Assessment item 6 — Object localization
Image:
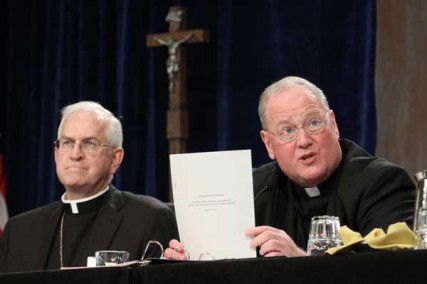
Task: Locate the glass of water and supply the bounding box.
[307,215,343,256]
[95,250,130,266]
[415,209,427,249]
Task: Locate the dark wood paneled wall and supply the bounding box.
[376,1,427,178]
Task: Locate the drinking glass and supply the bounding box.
[413,170,427,249]
[307,215,343,256]
[415,209,427,249]
[95,250,130,266]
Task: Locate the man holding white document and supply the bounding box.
[164,76,415,259]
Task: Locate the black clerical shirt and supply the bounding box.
[46,191,108,269]
[271,160,344,250]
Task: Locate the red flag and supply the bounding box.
[0,136,8,235]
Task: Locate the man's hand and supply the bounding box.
[245,225,307,257]
[163,239,189,260]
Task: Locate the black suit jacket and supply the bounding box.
[0,185,179,273]
[253,139,415,249]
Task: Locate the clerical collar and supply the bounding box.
[303,159,344,198]
[304,187,321,197]
[61,186,110,214]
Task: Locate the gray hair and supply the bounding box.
[258,76,330,129]
[57,101,123,147]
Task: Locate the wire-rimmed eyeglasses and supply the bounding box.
[264,110,331,143]
[54,139,116,154]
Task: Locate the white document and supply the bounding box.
[169,150,256,260]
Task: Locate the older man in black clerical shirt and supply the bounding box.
[0,101,179,272]
[162,76,415,260]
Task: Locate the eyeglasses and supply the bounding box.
[264,110,331,143]
[54,139,116,154]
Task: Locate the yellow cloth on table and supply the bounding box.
[326,222,416,255]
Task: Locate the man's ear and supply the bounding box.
[54,147,59,163]
[110,147,124,175]
[260,130,275,160]
[329,110,340,138]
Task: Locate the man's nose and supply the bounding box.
[70,142,84,158]
[296,128,313,147]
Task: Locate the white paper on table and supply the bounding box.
[169,149,256,260]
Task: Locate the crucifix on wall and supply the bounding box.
[146,6,209,155]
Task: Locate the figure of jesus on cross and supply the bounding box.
[146,6,209,155]
[154,33,193,93]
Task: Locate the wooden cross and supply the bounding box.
[146,6,209,155]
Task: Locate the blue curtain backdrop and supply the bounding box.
[1,0,376,217]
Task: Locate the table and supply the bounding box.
[1,250,425,283]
